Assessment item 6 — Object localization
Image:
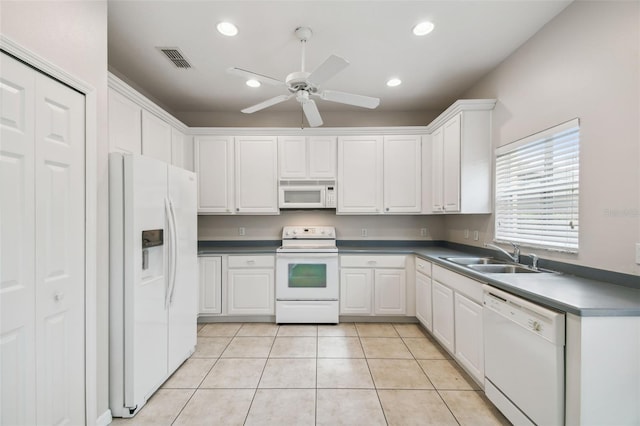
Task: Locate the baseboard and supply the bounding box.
[96,409,112,426]
[197,315,419,324]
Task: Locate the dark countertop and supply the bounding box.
[198,241,640,317]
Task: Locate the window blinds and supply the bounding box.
[495,119,580,252]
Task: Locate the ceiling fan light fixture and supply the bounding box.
[386,78,402,87]
[413,21,435,36]
[246,79,261,88]
[217,21,238,37]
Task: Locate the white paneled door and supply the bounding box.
[1,52,85,425]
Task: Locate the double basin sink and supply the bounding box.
[442,257,541,274]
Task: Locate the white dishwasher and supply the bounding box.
[483,285,565,426]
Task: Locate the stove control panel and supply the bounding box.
[282,226,336,239]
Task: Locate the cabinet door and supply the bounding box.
[171,127,184,168]
[199,257,221,314]
[195,136,234,213]
[415,272,432,331]
[108,88,141,155]
[227,269,274,315]
[308,136,337,179]
[432,280,454,353]
[278,136,306,179]
[235,136,278,214]
[340,268,373,314]
[443,114,461,212]
[141,110,172,163]
[383,135,421,213]
[431,127,444,212]
[337,136,383,214]
[374,269,406,315]
[454,292,484,383]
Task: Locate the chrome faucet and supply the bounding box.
[484,242,520,263]
[527,253,540,270]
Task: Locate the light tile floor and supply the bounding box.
[111,322,510,426]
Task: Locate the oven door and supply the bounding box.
[276,253,338,300]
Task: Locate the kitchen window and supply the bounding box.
[494,118,580,252]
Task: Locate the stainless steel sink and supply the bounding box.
[442,257,504,265]
[467,264,540,274]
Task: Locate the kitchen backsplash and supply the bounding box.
[198,210,446,241]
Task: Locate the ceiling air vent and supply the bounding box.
[158,47,192,69]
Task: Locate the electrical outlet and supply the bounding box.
[636,243,640,264]
[473,230,479,241]
[464,229,470,239]
[238,227,245,236]
[420,228,428,237]
[361,228,368,237]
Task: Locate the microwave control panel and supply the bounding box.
[326,186,336,207]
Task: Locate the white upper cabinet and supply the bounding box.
[278,136,336,180]
[337,135,421,214]
[442,114,461,212]
[141,110,172,163]
[195,136,234,214]
[430,127,444,212]
[429,103,493,214]
[109,75,190,169]
[108,87,141,155]
[235,136,279,214]
[383,135,421,213]
[337,135,384,214]
[308,136,337,179]
[171,127,185,168]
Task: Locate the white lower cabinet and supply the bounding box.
[374,269,406,315]
[227,255,275,315]
[340,255,406,316]
[415,258,433,331]
[432,264,484,385]
[454,292,484,383]
[340,269,373,314]
[198,256,222,314]
[431,280,455,353]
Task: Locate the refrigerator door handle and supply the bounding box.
[167,198,179,304]
[164,198,175,308]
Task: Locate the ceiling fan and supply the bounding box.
[227,26,380,127]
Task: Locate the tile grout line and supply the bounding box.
[242,324,278,426]
[170,323,241,425]
[356,326,391,426]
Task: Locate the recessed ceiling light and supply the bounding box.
[413,21,435,36]
[246,79,260,88]
[386,78,402,87]
[217,21,238,37]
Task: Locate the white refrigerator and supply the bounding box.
[109,153,198,417]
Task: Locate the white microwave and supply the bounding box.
[279,183,336,209]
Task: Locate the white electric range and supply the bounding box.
[275,226,339,324]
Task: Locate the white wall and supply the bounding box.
[448,0,640,275]
[198,210,446,241]
[0,0,110,420]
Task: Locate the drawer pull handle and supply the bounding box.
[247,260,256,265]
[367,260,377,265]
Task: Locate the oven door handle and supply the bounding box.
[276,253,338,259]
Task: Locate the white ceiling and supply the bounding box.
[108,1,572,120]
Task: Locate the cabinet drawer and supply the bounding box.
[228,255,274,268]
[433,265,483,304]
[415,257,432,277]
[340,255,406,268]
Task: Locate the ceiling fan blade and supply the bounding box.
[302,99,323,127]
[227,67,285,86]
[320,90,380,109]
[241,94,292,114]
[307,55,350,86]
